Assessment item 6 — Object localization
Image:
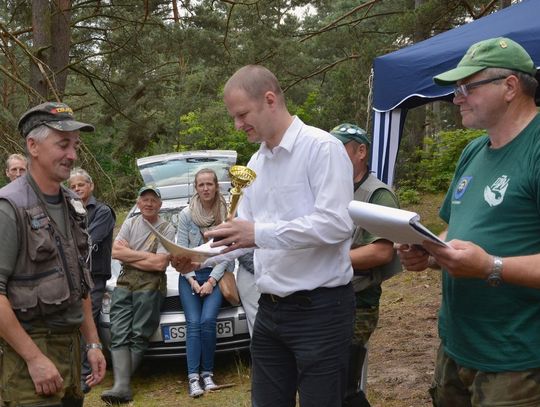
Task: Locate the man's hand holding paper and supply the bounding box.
[422,239,492,280]
[204,218,256,253]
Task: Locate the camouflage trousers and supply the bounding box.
[0,329,83,406]
[352,305,379,347]
[430,343,540,407]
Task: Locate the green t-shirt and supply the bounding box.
[439,114,540,372]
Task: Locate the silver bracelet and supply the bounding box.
[85,342,103,351]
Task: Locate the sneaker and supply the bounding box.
[201,374,218,391]
[188,378,204,398]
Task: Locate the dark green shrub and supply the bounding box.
[402,128,483,193]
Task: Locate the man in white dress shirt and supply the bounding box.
[206,65,355,407]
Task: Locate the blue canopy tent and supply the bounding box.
[371,0,540,185]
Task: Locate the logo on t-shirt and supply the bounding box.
[453,176,472,201]
[484,175,510,207]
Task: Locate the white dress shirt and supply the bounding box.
[238,116,354,297]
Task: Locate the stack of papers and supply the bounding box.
[347,201,447,247]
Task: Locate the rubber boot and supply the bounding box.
[62,396,84,407]
[131,351,144,376]
[100,347,133,404]
[343,344,371,407]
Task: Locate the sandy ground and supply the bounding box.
[366,268,441,407]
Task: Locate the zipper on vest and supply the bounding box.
[55,234,76,295]
[10,267,61,281]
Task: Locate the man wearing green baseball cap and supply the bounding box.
[399,37,540,406]
[330,123,401,407]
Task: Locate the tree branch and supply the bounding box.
[283,54,361,91]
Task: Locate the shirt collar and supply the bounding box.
[257,116,303,158]
[86,195,97,208]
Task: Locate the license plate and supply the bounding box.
[162,320,234,343]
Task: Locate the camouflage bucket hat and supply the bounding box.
[18,101,95,138]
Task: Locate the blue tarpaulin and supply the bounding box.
[371,0,540,185]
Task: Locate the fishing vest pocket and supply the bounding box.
[27,213,56,263]
[8,267,71,320]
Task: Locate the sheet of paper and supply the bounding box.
[347,201,448,247]
[144,219,227,262]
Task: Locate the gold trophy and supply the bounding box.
[227,165,256,220]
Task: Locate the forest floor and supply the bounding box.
[366,268,441,407]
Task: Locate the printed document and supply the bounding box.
[347,201,448,247]
[144,219,227,262]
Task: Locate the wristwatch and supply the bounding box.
[85,342,103,351]
[486,256,503,287]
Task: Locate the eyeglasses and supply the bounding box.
[453,76,508,98]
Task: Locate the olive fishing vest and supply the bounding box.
[0,176,92,322]
[352,173,402,291]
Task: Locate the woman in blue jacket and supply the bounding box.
[174,168,233,398]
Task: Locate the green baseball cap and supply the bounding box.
[433,37,536,86]
[18,101,94,138]
[330,123,371,145]
[138,185,161,198]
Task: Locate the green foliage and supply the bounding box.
[399,128,483,193]
[0,0,504,212]
[397,188,420,205]
[174,106,258,166]
[292,90,321,125]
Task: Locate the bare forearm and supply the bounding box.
[498,254,540,289]
[79,297,100,344]
[350,241,394,271]
[128,253,169,272]
[112,245,147,263]
[0,295,43,362]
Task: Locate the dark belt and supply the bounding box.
[261,283,352,306]
[261,292,312,306]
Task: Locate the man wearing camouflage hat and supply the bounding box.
[398,37,540,405]
[330,123,401,407]
[0,101,106,406]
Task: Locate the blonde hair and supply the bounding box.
[5,153,27,170]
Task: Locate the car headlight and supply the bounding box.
[101,291,112,315]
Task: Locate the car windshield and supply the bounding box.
[139,156,236,188]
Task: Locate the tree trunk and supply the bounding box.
[30,0,71,102]
[172,0,179,23]
[30,0,50,102]
[49,0,71,99]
